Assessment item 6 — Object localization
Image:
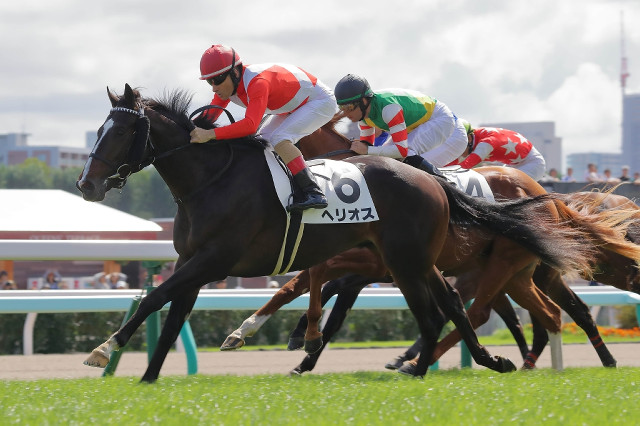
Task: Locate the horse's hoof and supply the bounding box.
[397,361,418,377]
[289,366,303,376]
[384,356,406,370]
[287,335,305,351]
[84,347,110,368]
[220,335,245,351]
[604,360,617,368]
[304,337,323,354]
[497,356,517,373]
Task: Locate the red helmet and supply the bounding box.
[199,45,242,80]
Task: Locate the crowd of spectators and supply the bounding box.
[539,164,640,185]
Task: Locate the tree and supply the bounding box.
[52,166,84,194]
[0,160,176,219]
[4,158,52,189]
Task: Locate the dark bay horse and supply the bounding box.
[75,84,551,380]
[221,123,640,374]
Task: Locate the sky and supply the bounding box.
[1,0,639,168]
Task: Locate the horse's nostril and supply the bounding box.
[77,180,95,193]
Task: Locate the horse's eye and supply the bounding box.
[114,126,128,137]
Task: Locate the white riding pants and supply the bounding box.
[258,81,338,146]
[512,146,547,181]
[407,102,468,168]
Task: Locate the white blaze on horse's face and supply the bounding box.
[93,119,114,152]
[79,118,114,183]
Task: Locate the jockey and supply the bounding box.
[334,74,467,175]
[447,121,547,181]
[190,45,338,212]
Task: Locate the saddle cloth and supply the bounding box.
[263,148,379,224]
[439,166,495,202]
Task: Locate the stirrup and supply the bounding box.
[286,194,328,212]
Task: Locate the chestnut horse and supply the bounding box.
[392,190,640,373]
[76,85,574,380]
[518,191,640,368]
[222,120,640,375]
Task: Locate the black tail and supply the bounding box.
[434,177,594,274]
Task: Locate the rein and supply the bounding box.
[189,105,236,124]
[307,149,354,160]
[172,142,234,204]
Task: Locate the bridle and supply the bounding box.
[86,103,238,203]
[89,106,152,190]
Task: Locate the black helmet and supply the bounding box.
[335,74,373,105]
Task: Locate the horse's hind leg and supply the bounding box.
[431,274,516,373]
[432,242,538,363]
[430,272,501,364]
[385,337,423,370]
[393,267,448,377]
[291,278,366,375]
[289,274,372,351]
[304,263,334,353]
[529,266,617,368]
[141,288,200,383]
[522,316,550,369]
[492,293,529,359]
[302,249,386,354]
[221,270,312,350]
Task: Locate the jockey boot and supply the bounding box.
[287,167,328,212]
[403,155,445,179]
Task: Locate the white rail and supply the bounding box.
[1,240,639,371]
[0,239,178,261]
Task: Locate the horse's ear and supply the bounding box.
[124,83,136,107]
[107,87,119,107]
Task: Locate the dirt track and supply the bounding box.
[1,342,639,380]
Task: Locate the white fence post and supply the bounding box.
[23,313,38,356]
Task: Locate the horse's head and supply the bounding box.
[77,83,152,201]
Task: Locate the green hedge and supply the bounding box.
[0,309,420,354]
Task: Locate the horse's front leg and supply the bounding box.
[84,251,221,369]
[141,287,200,383]
[304,263,329,353]
[221,270,312,350]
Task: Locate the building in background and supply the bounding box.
[622,94,640,175]
[566,152,624,180]
[0,132,89,168]
[478,121,562,173]
[85,131,98,149]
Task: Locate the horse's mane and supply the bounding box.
[143,89,267,148]
[144,89,197,131]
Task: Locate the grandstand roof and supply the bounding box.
[0,189,162,240]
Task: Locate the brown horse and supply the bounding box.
[394,190,640,373]
[221,121,640,374]
[76,85,567,380]
[517,191,640,368]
